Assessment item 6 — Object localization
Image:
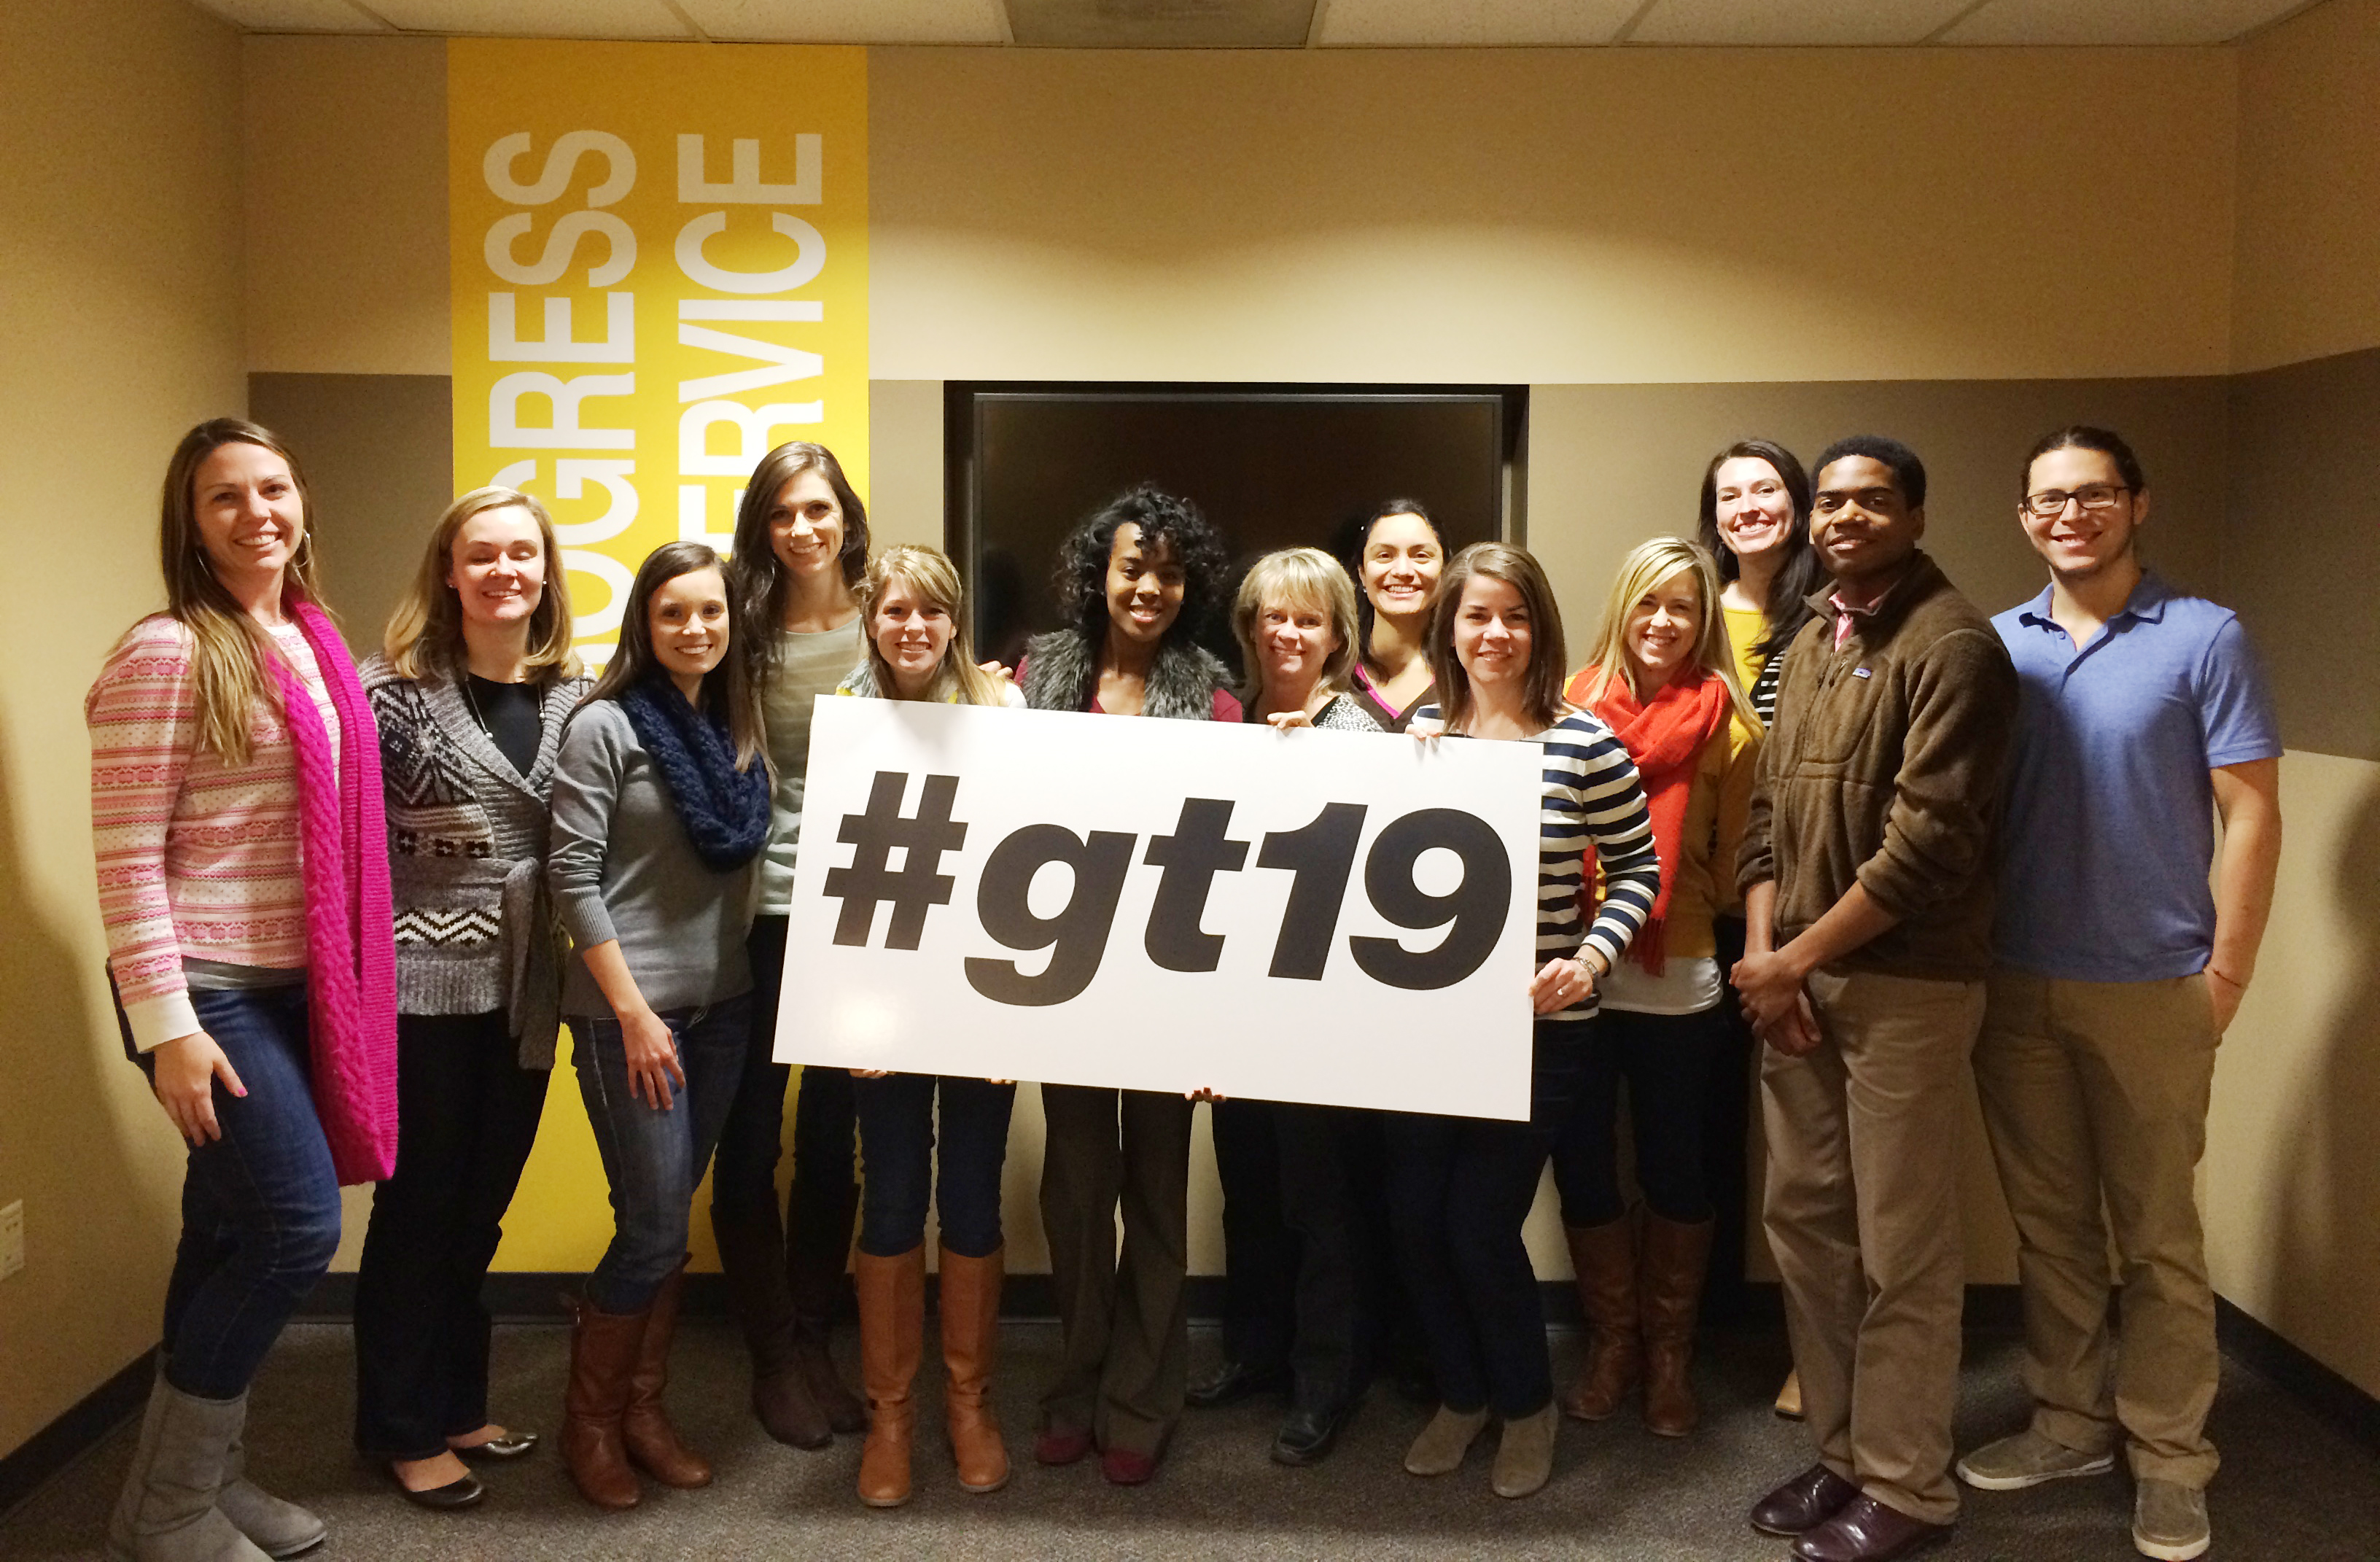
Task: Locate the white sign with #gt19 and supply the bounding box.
[775,698,1544,1120]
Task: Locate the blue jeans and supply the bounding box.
[572,996,751,1314]
[132,984,343,1401]
[852,1073,1016,1259]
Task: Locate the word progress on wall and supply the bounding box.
[779,700,1544,1120]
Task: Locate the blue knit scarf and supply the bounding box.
[619,675,771,871]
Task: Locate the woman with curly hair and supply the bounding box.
[1019,484,1238,1485]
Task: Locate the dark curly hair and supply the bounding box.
[1051,483,1232,646]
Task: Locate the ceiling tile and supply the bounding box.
[185,0,390,28]
[1318,0,1644,47]
[1005,0,1316,47]
[362,0,693,38]
[1628,0,1975,45]
[677,0,1007,42]
[1937,0,2311,46]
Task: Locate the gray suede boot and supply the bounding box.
[217,1426,325,1558]
[106,1378,271,1561]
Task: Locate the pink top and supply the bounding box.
[88,615,341,1051]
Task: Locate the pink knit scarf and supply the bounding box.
[271,603,397,1184]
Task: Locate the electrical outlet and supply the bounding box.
[0,1200,21,1281]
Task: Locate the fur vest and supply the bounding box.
[1021,629,1230,720]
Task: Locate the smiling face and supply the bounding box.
[1361,512,1443,624]
[1104,523,1186,645]
[649,565,731,688]
[445,504,545,633]
[1451,573,1533,691]
[2021,443,2146,583]
[1711,456,1796,563]
[1256,593,1341,693]
[871,573,955,696]
[1625,567,1703,691]
[1811,454,1924,590]
[767,467,845,583]
[191,441,305,595]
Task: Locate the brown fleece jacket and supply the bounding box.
[1736,551,2017,982]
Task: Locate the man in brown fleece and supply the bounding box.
[1732,435,2018,1562]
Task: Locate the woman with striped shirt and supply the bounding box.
[1389,542,1661,1500]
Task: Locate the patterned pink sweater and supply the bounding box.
[88,615,341,1052]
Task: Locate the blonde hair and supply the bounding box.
[383,486,581,682]
[1574,536,1761,731]
[1427,542,1569,732]
[1231,547,1361,696]
[148,419,328,764]
[860,545,1006,707]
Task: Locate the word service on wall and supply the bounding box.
[779,701,1545,1120]
[448,40,869,665]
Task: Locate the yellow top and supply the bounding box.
[1722,603,1770,699]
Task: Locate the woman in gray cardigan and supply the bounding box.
[353,487,588,1508]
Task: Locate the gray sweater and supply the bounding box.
[362,654,589,1068]
[548,699,758,1019]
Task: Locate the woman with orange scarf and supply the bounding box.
[1551,536,1763,1439]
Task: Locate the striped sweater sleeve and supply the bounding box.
[87,621,202,1050]
[1543,712,1661,974]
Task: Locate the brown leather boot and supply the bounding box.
[855,1246,925,1508]
[622,1262,712,1488]
[1559,1217,1640,1421]
[713,1201,833,1448]
[561,1294,647,1511]
[938,1245,1011,1494]
[1639,1213,1714,1437]
[788,1172,867,1434]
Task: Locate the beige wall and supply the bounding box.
[0,0,246,1458]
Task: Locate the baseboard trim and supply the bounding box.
[0,1346,155,1521]
[2216,1297,2380,1451]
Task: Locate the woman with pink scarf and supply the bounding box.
[88,418,396,1562]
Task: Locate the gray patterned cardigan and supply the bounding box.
[361,653,589,1068]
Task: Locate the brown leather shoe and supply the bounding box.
[1559,1218,1640,1420]
[1638,1213,1713,1437]
[1751,1464,1862,1536]
[713,1200,833,1449]
[788,1171,868,1434]
[622,1262,712,1489]
[560,1294,647,1511]
[855,1246,925,1507]
[1034,1426,1093,1466]
[1791,1494,1951,1561]
[938,1245,1011,1493]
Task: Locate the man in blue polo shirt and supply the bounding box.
[1954,427,2282,1562]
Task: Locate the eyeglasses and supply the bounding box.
[2023,483,2131,518]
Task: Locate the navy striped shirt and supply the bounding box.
[1415,704,1662,1022]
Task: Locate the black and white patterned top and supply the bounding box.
[1411,704,1661,1024]
[1240,692,1386,734]
[1749,648,1784,726]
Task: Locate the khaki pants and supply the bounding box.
[1973,968,2220,1489]
[1763,968,1986,1526]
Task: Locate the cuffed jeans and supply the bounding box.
[1552,1004,1730,1227]
[852,1073,1016,1260]
[353,1009,550,1458]
[130,983,343,1402]
[1385,1019,1586,1421]
[572,995,750,1314]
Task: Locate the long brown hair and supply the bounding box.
[1428,542,1568,733]
[858,545,1006,707]
[152,418,328,763]
[587,541,765,769]
[383,486,581,682]
[726,440,870,695]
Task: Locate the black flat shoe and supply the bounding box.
[1270,1402,1354,1466]
[452,1429,539,1461]
[388,1464,485,1511]
[1187,1359,1291,1409]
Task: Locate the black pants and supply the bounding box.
[1550,1005,1731,1227]
[353,1010,549,1458]
[1385,1020,1585,1420]
[1210,1098,1296,1372]
[709,915,858,1256]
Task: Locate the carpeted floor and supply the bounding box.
[7,1320,2376,1560]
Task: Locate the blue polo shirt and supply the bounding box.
[1991,572,2280,983]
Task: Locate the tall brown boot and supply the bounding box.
[1639,1213,1714,1438]
[561,1295,647,1511]
[855,1246,925,1508]
[788,1173,867,1434]
[1559,1217,1641,1421]
[938,1245,1011,1493]
[712,1202,832,1448]
[621,1262,712,1488]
